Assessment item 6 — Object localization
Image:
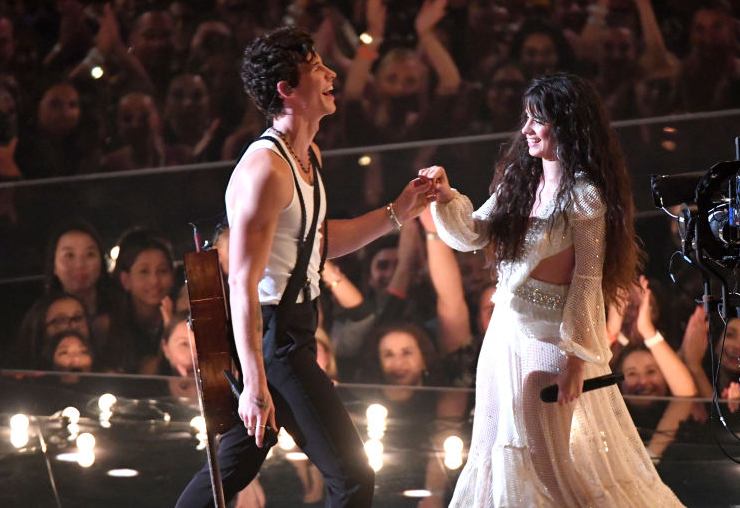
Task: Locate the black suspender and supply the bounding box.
[256,136,325,307]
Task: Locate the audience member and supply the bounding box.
[342,0,461,205]
[43,219,115,332]
[678,3,740,112]
[40,328,94,373]
[681,306,740,403]
[15,81,100,178]
[141,311,193,376]
[509,18,575,80]
[163,72,221,161]
[104,228,176,373]
[12,292,92,370]
[128,8,180,102]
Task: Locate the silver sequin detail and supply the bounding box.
[513,283,566,311]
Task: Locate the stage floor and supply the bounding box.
[1,371,739,507]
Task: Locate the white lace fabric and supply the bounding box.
[431,177,684,507]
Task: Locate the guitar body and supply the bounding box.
[184,249,239,507]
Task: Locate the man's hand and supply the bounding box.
[238,381,277,448]
[392,176,433,224]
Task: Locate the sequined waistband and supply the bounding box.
[511,279,568,311]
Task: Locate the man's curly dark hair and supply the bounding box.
[240,27,315,119]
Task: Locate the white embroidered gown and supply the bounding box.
[432,175,684,507]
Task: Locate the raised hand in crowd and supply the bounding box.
[633,276,696,397]
[679,305,713,398]
[415,0,460,95]
[321,259,363,309]
[723,382,740,414]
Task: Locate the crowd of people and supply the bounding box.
[0,0,739,452]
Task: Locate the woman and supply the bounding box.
[40,329,94,373]
[140,312,194,376]
[12,292,92,369]
[421,73,682,506]
[104,228,176,373]
[44,220,115,332]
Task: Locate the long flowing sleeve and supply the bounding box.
[431,190,494,252]
[558,180,610,365]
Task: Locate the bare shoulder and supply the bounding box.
[226,148,294,213]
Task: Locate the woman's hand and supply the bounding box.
[679,305,708,369]
[556,356,585,405]
[418,165,454,203]
[635,275,657,340]
[160,296,174,329]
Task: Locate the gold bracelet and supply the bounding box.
[386,202,402,231]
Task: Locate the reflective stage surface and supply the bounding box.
[1,371,740,508]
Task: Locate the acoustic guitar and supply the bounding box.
[184,246,238,508]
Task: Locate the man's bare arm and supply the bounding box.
[227,149,292,446]
[326,182,431,258]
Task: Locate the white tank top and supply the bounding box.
[238,130,326,304]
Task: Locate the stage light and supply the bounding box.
[358,155,372,166]
[67,423,80,440]
[190,416,206,434]
[364,439,383,472]
[403,490,432,498]
[443,435,463,454]
[107,469,139,478]
[359,33,373,44]
[98,393,117,412]
[443,435,464,470]
[76,433,96,451]
[78,450,95,468]
[61,407,80,424]
[10,414,29,431]
[366,403,387,440]
[90,66,104,79]
[366,404,388,421]
[10,429,29,448]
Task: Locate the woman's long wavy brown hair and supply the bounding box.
[486,73,641,308]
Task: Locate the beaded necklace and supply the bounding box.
[271,127,312,175]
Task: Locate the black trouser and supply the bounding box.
[176,300,374,508]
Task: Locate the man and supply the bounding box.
[176,27,431,507]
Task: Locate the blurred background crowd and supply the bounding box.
[0,0,739,438]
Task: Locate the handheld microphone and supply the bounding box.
[540,372,624,403]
